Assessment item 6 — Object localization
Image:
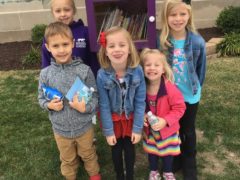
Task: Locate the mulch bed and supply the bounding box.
[0,27,224,71]
[0,41,41,71]
[198,27,224,41]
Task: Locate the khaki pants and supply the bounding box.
[54,127,100,180]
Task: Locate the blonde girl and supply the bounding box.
[42,0,100,76]
[157,0,206,179]
[97,26,146,180]
[159,0,197,50]
[140,48,186,180]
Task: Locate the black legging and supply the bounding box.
[148,154,173,172]
[180,102,198,158]
[111,136,135,180]
[175,102,198,179]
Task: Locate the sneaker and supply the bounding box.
[89,174,101,180]
[162,172,176,180]
[149,171,161,180]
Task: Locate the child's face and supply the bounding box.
[167,3,190,34]
[51,0,74,25]
[105,31,130,68]
[143,53,165,83]
[45,34,74,64]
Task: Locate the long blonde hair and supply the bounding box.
[140,48,174,83]
[98,26,140,69]
[160,0,196,50]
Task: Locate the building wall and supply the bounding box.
[155,0,240,29]
[0,0,240,43]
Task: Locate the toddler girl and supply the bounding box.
[140,48,186,180]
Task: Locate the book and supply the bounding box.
[138,14,147,39]
[66,77,94,104]
[97,9,108,41]
[97,7,148,41]
[111,8,120,27]
[117,10,124,26]
[104,8,115,30]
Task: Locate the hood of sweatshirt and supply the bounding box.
[69,19,84,28]
[50,58,84,70]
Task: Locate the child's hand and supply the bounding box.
[47,98,63,111]
[106,135,116,146]
[151,117,167,131]
[131,132,142,144]
[144,114,149,127]
[69,94,86,113]
[142,132,148,141]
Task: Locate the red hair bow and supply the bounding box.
[99,32,106,48]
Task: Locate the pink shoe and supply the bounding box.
[149,170,161,180]
[89,174,101,180]
[162,172,176,180]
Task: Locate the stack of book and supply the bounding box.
[98,7,147,41]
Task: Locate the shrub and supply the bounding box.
[22,45,41,68]
[217,33,240,57]
[31,24,47,45]
[216,6,240,34]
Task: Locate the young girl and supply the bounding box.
[41,0,100,76]
[157,0,207,179]
[140,48,186,180]
[96,26,146,180]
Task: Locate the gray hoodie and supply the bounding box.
[38,59,98,138]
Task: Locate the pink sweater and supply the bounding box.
[144,79,186,139]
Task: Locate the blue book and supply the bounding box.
[66,77,94,104]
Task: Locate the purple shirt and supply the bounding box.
[41,19,100,76]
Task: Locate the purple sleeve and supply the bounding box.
[88,50,100,78]
[84,27,100,77]
[41,38,51,68]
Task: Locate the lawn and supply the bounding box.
[0,57,239,180]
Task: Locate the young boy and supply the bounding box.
[38,22,101,180]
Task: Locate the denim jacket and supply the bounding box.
[96,65,146,136]
[157,30,206,95]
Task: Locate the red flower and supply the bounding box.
[99,32,106,48]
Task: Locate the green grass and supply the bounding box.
[0,57,240,179]
[195,57,240,179]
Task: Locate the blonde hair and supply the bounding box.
[140,48,174,83]
[160,0,197,50]
[50,0,77,15]
[44,22,73,44]
[98,26,140,69]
